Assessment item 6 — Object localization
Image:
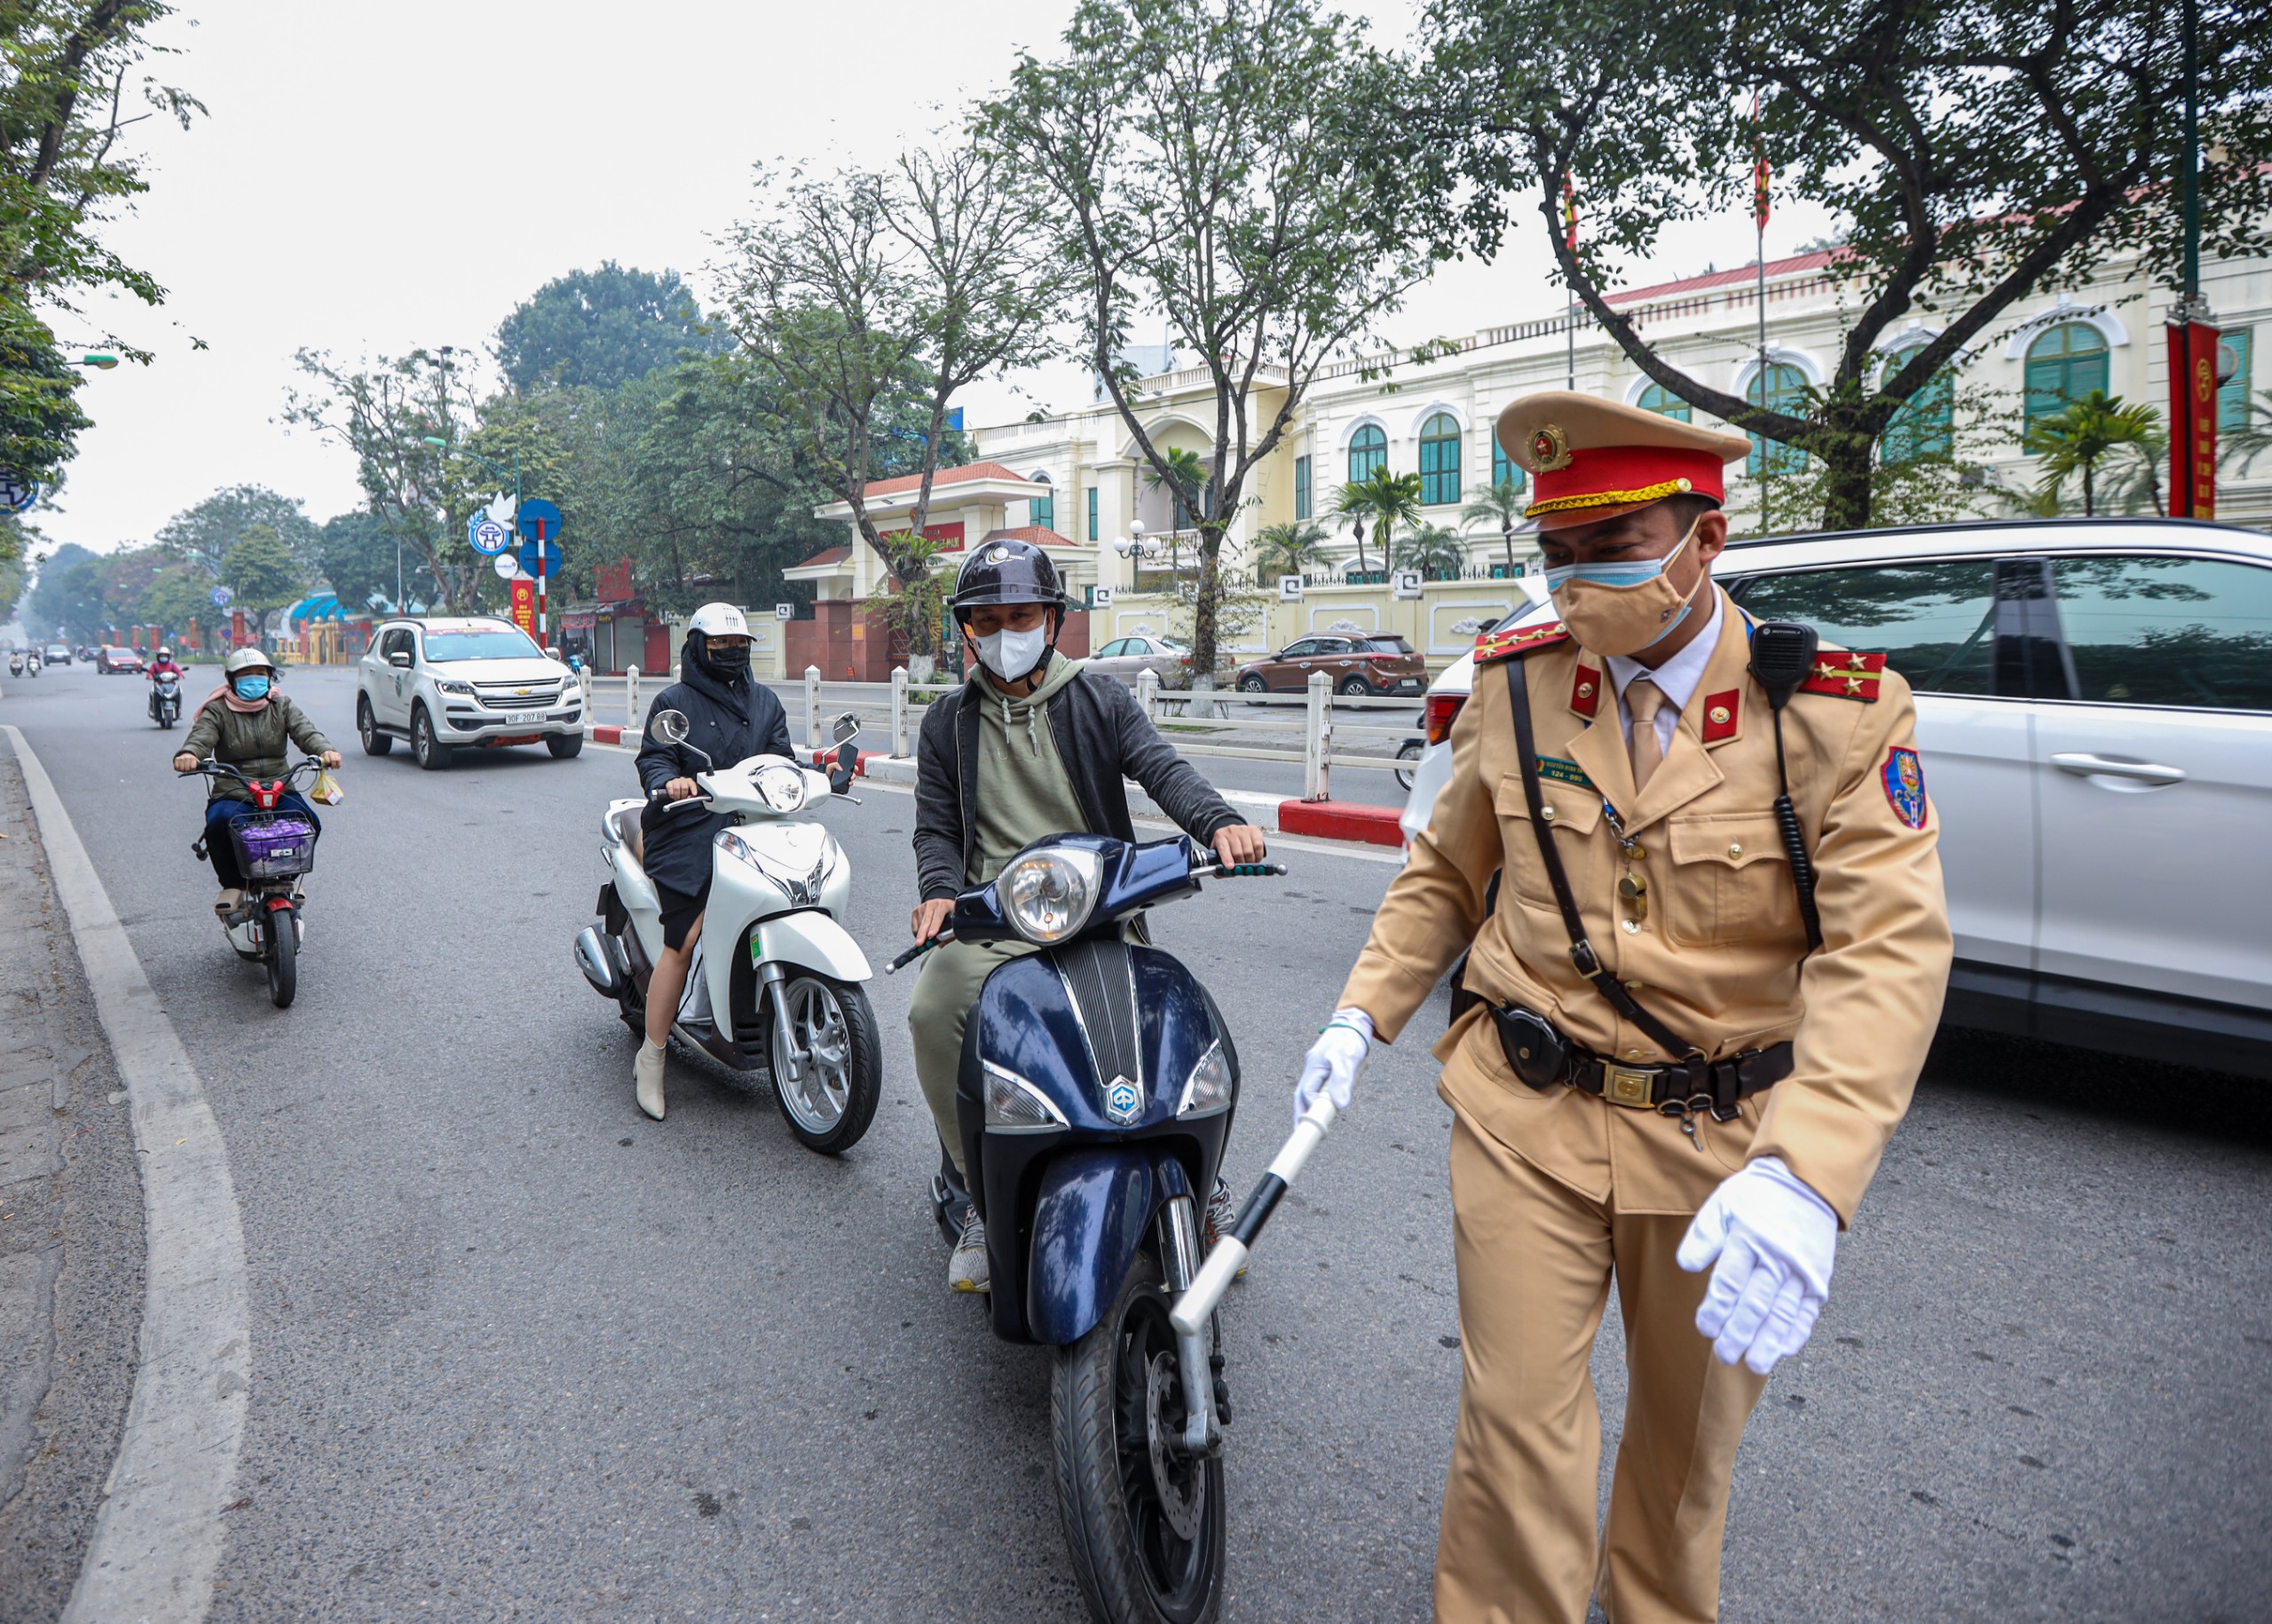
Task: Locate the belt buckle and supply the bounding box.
[1602,1064,1658,1108]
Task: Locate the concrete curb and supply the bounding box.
[3,726,248,1624]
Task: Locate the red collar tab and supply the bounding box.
[1570,663,1602,717]
[1798,649,1887,702]
[1474,620,1572,665]
[1700,688,1740,742]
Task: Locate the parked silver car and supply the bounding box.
[1401,518,2272,1077]
[1087,632,1193,690]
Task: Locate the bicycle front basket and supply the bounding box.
[229,811,318,879]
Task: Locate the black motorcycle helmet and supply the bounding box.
[949,538,1067,625]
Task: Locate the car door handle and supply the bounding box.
[2050,753,2188,784]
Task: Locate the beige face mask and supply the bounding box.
[1544,519,1706,658]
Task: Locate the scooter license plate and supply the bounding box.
[505,709,540,724]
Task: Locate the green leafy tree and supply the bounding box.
[1252,519,1330,581]
[981,0,1432,678]
[493,263,716,392]
[1461,477,1532,576]
[155,484,322,578]
[2025,390,2164,516]
[1392,520,1469,579]
[0,313,91,519]
[220,524,302,617]
[26,541,104,640]
[1332,468,1424,579]
[2222,388,2272,477]
[315,508,401,612]
[1399,0,2272,530]
[137,560,211,643]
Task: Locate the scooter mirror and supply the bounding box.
[651,709,691,745]
[830,712,861,746]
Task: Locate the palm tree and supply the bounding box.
[1331,468,1424,579]
[1392,522,1469,580]
[1253,520,1330,584]
[1144,447,1210,532]
[1461,477,1530,576]
[2025,390,2163,516]
[2222,387,2272,477]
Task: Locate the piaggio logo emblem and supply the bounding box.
[1104,1076,1142,1124]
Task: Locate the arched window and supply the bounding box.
[2024,323,2110,428]
[1746,364,1810,476]
[1490,438,1527,493]
[1417,414,1461,505]
[1028,472,1054,532]
[1637,383,1692,422]
[1881,345,1954,462]
[1347,423,1386,483]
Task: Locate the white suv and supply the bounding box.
[1402,518,2272,1078]
[357,617,585,770]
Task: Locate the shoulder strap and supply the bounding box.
[1505,658,1701,1060]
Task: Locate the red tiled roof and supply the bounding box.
[790,546,852,570]
[980,526,1077,548]
[860,460,1036,500]
[1605,249,1842,306]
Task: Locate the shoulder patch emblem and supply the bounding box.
[1474,620,1571,665]
[1799,649,1886,701]
[1882,745,1928,829]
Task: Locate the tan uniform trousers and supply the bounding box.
[1437,1107,1768,1624]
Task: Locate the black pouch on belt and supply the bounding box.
[1487,1003,1569,1090]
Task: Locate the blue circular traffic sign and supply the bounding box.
[517,539,563,579]
[470,517,512,556]
[516,499,563,544]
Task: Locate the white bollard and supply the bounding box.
[1135,666,1161,721]
[892,666,910,759]
[805,665,823,753]
[1304,670,1332,802]
[627,665,640,732]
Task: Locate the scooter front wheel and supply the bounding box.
[764,973,880,1155]
[1052,1253,1225,1624]
[264,905,297,1009]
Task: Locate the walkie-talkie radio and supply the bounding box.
[1747,620,1825,950]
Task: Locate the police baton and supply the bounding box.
[1170,1091,1340,1336]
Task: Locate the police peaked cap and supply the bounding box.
[951,538,1067,616]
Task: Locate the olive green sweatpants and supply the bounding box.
[908,936,1039,1179]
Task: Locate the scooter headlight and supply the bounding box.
[983,1060,1069,1132]
[753,764,809,814]
[1178,1041,1234,1118]
[998,847,1103,944]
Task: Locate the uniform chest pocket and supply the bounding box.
[1494,775,1604,909]
[1665,812,1798,947]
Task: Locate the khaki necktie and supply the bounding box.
[1626,677,1666,792]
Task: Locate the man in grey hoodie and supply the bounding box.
[910,538,1267,1292]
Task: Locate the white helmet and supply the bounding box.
[687,603,749,637]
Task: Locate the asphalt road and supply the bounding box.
[3,659,2268,1622]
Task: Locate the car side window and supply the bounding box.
[1095,639,1125,658]
[1729,560,2000,696]
[1281,639,1320,658]
[2051,555,2272,713]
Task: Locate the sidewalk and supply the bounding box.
[0,741,145,1622]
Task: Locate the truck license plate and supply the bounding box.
[506,710,540,724]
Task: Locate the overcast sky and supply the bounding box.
[40,0,1831,561]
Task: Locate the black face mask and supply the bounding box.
[700,640,751,678]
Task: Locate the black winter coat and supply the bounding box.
[913,664,1241,903]
[635,666,794,898]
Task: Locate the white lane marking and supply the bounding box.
[3,727,249,1624]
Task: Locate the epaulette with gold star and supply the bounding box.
[1474,620,1571,665]
[1798,649,1887,701]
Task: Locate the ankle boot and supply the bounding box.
[635,1039,667,1121]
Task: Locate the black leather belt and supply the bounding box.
[1454,984,1792,1120]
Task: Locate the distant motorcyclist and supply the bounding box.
[630,603,795,1122]
[172,649,341,917]
[148,646,185,682]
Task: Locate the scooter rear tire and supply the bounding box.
[1052,1253,1225,1624]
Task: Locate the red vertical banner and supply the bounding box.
[509,577,536,635]
[2168,319,2221,519]
[231,609,247,645]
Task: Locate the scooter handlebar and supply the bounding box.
[885,930,955,975]
[1170,1092,1338,1336]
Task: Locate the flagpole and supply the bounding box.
[1754,91,1771,536]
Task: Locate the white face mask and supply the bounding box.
[977,625,1050,683]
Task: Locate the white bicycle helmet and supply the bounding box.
[687,603,750,638]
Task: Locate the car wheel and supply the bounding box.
[410,704,453,771]
[1237,674,1268,703]
[546,731,584,759]
[357,695,392,756]
[1337,675,1373,698]
[1394,740,1423,792]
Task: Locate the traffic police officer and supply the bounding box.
[1294,390,1952,1622]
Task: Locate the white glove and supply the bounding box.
[1292,1008,1373,1128]
[1676,1155,1839,1376]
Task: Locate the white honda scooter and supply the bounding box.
[573,710,882,1155]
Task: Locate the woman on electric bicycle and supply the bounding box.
[173,647,341,916]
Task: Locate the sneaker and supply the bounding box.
[1204,1178,1250,1278]
[949,1207,990,1294]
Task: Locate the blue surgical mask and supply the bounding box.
[1543,556,1676,591]
[233,674,272,701]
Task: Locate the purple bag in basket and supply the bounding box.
[231,814,318,879]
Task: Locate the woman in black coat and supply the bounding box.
[630,604,794,1118]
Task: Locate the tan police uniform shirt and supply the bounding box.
[1339,587,1952,1222]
